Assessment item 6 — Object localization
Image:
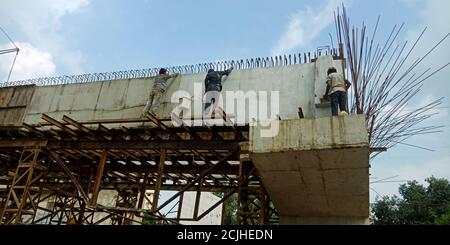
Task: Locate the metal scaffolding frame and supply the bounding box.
[0,112,278,225]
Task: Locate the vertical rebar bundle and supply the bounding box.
[335,5,449,157]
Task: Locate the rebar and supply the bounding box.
[0,50,338,87]
[335,5,449,157]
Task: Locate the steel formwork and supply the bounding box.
[0,112,278,225]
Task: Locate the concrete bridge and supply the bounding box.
[0,55,369,224]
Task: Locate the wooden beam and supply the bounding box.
[145,113,169,131]
[370,147,387,153]
[42,114,78,137]
[22,123,46,137]
[62,115,97,140]
[298,107,305,119]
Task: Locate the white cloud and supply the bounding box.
[0,42,56,82]
[271,0,347,55]
[0,0,89,80]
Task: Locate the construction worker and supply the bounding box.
[323,67,351,116]
[203,67,233,116]
[142,68,178,116]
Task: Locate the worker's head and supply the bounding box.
[327,67,337,75]
[159,68,168,75]
[208,69,214,73]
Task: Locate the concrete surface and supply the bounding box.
[249,115,370,225]
[0,56,343,126]
[0,85,35,126]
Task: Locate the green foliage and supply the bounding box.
[433,209,450,225]
[213,192,238,225]
[223,194,238,225]
[371,195,402,225]
[371,176,450,225]
[142,211,165,225]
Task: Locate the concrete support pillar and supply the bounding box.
[250,116,370,225]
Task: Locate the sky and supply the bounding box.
[0,0,449,203]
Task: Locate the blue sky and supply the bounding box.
[0,0,449,203]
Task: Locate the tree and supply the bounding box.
[371,177,450,225]
[142,211,164,225]
[371,195,402,225]
[213,192,238,225]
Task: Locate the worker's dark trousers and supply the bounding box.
[330,91,347,116]
[204,90,221,117]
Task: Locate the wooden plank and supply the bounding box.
[145,112,169,131]
[22,123,46,137]
[298,107,305,119]
[41,114,78,137]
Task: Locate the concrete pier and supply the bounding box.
[249,116,370,225]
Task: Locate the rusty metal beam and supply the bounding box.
[152,149,165,211]
[137,171,149,209]
[48,151,90,204]
[41,114,78,137]
[0,139,47,148]
[176,192,184,223]
[153,150,236,213]
[197,188,237,221]
[18,182,238,192]
[46,140,239,150]
[90,150,107,206]
[193,178,203,219]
